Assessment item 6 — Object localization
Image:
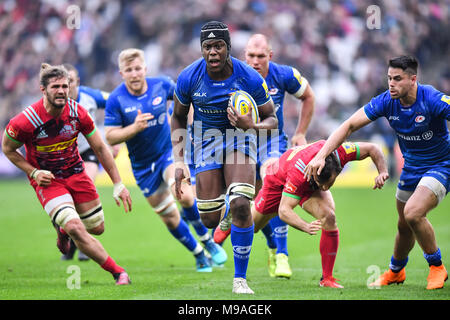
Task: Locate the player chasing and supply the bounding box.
[60,63,121,261]
[104,48,227,273]
[252,140,389,288]
[171,21,278,294]
[305,55,449,290]
[214,33,316,279]
[3,63,133,285]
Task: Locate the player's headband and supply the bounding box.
[200,21,230,50]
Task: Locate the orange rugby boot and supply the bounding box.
[369,268,405,287]
[426,265,448,290]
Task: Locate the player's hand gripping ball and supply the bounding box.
[228,90,260,124]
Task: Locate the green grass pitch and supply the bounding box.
[0,179,448,301]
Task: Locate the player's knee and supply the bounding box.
[320,209,337,229]
[79,204,105,233]
[197,195,226,228]
[230,197,251,222]
[87,222,104,235]
[64,219,88,241]
[52,204,80,230]
[403,205,423,227]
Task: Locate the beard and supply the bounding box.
[48,94,67,109]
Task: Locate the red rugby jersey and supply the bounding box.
[5,98,96,179]
[266,140,360,200]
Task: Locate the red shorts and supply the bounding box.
[254,174,313,215]
[31,170,99,213]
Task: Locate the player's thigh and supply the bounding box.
[404,186,438,221]
[252,203,277,233]
[302,190,335,222]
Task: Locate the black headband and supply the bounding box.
[200,21,230,48]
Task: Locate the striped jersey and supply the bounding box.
[267,140,359,199]
[5,98,96,178]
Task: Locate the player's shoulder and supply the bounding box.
[178,58,205,80]
[232,57,262,79]
[268,61,293,76]
[419,83,444,101]
[10,100,44,132]
[108,82,127,101]
[147,75,174,85]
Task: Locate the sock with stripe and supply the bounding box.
[231,224,254,279]
[270,216,288,255]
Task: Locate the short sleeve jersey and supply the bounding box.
[104,76,175,165]
[363,84,450,167]
[174,56,271,135]
[271,140,360,200]
[265,61,305,134]
[5,98,96,179]
[76,85,109,154]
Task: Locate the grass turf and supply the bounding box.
[0,179,448,301]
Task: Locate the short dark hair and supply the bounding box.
[310,153,342,190]
[388,55,418,75]
[39,63,68,88]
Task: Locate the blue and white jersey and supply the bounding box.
[104,76,175,166]
[265,61,306,135]
[364,84,450,167]
[175,56,271,136]
[76,86,109,154]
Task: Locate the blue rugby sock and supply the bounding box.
[270,216,289,255]
[424,248,442,267]
[389,256,408,273]
[261,224,277,249]
[231,224,254,279]
[168,219,198,252]
[182,200,208,238]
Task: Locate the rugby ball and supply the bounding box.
[229,90,260,124]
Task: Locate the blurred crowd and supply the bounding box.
[0,0,449,142]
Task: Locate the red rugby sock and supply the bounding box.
[320,229,339,279]
[101,256,125,274]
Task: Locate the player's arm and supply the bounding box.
[356,142,389,189]
[170,95,191,199]
[86,129,132,212]
[278,193,321,235]
[105,109,154,145]
[291,83,315,146]
[2,130,54,186]
[254,99,278,130]
[304,107,372,181]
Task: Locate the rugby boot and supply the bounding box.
[368,268,405,287]
[204,238,227,265]
[53,222,70,255]
[268,248,277,277]
[114,272,131,285]
[195,251,212,272]
[426,264,448,290]
[275,253,292,279]
[319,276,344,288]
[232,277,254,294]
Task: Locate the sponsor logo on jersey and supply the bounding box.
[124,106,137,113]
[285,181,297,193]
[7,126,18,138]
[342,142,356,154]
[422,130,433,140]
[193,92,207,97]
[415,115,425,123]
[152,96,163,105]
[37,129,48,139]
[268,88,279,95]
[36,137,77,152]
[389,116,399,121]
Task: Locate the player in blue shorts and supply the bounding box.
[104,48,227,273]
[170,21,278,294]
[305,55,449,290]
[214,34,316,279]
